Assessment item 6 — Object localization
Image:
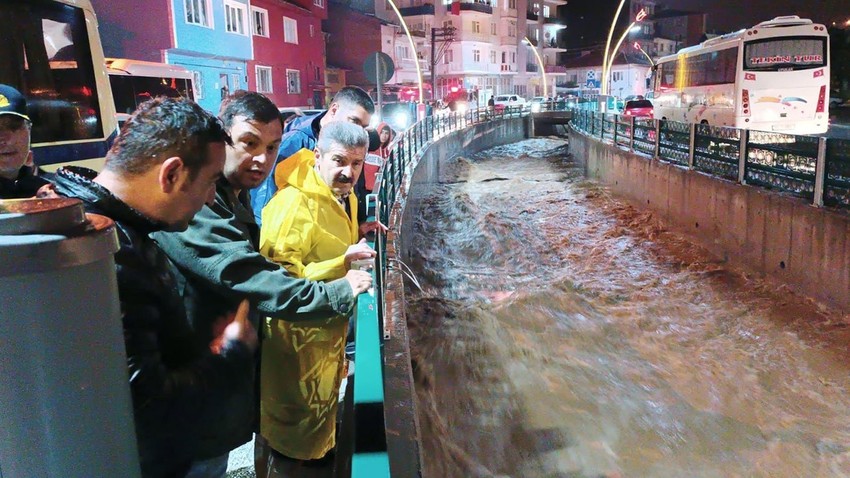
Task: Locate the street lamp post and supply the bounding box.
[633,41,654,66]
[524,37,547,98]
[385,0,425,104]
[603,9,647,96]
[600,0,628,99]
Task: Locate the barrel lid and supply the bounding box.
[0,198,119,276]
[0,198,87,235]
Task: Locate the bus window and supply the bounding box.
[0,1,103,144]
[744,37,826,71]
[109,76,194,115]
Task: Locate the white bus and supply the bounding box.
[651,16,830,135]
[107,59,195,127]
[1,0,118,171]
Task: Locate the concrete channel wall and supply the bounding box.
[569,128,850,310]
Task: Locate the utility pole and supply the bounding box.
[430,26,455,101]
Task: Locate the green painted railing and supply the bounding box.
[346,105,540,477]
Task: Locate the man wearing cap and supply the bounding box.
[0,84,50,199]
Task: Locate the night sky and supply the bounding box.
[659,0,849,33]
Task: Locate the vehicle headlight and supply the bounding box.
[457,103,468,114]
[393,111,410,129]
[531,103,541,112]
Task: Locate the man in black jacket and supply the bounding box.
[151,91,372,477]
[53,97,258,478]
[0,84,50,199]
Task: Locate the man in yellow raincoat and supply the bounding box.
[258,121,376,476]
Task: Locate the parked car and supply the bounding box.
[622,99,653,118]
[493,94,526,112]
[530,96,553,112]
[279,107,323,126]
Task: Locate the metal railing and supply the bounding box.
[571,108,850,209]
[346,104,537,477]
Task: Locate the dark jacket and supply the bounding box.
[53,167,254,478]
[151,179,355,459]
[0,165,50,199]
[250,111,325,225]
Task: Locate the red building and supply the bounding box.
[248,0,328,107]
[325,2,383,91]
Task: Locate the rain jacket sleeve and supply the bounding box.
[153,194,354,320]
[250,130,316,225]
[261,189,348,282]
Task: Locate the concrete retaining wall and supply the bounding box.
[569,128,850,310]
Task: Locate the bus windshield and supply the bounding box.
[744,37,827,71]
[0,0,103,144]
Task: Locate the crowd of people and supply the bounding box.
[0,83,395,478]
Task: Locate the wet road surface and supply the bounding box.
[406,138,850,478]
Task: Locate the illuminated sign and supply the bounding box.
[750,54,823,65]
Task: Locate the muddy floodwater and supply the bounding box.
[405,138,850,478]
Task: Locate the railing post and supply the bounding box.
[813,136,827,207]
[688,123,696,169]
[599,113,604,140]
[613,114,618,144]
[653,119,661,159]
[738,128,748,185]
[629,116,635,152]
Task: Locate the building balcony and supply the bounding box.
[543,16,563,25]
[544,64,567,74]
[399,4,435,16]
[542,40,565,50]
[501,35,518,46]
[500,63,517,74]
[526,62,539,73]
[460,2,493,15]
[526,10,538,21]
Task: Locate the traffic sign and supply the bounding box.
[364,52,395,85]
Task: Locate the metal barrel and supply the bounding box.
[0,198,140,478]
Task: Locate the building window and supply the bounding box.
[490,50,496,63]
[256,66,273,93]
[508,0,516,8]
[314,0,324,7]
[612,71,623,82]
[224,1,247,35]
[491,22,496,35]
[502,51,507,63]
[284,17,298,44]
[396,45,411,60]
[192,71,204,99]
[543,5,550,17]
[443,20,452,29]
[327,71,340,84]
[473,49,480,62]
[287,69,301,94]
[251,6,269,37]
[510,52,516,63]
[444,49,453,64]
[508,22,516,37]
[315,66,321,82]
[185,0,212,27]
[472,21,480,34]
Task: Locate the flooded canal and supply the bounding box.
[406,138,850,478]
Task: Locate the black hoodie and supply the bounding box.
[53,167,253,478]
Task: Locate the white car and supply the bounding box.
[493,94,526,111]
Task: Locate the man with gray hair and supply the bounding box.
[256,121,375,477]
